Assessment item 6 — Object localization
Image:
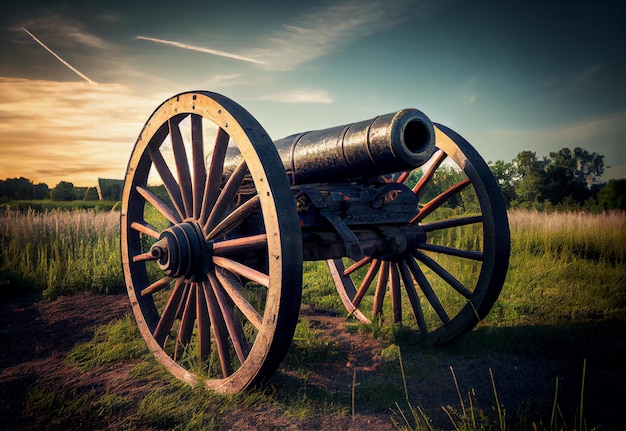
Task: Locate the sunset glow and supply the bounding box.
[1,1,624,187]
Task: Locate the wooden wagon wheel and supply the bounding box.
[327,124,510,345]
[121,91,302,393]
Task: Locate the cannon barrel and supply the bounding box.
[274,109,435,184]
[225,109,436,185]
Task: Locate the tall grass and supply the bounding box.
[0,208,124,298]
[508,210,625,265]
[486,210,626,327]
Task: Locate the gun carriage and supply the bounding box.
[121,91,510,393]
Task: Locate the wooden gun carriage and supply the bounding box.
[121,91,510,393]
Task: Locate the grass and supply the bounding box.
[0,199,119,213]
[54,314,352,429]
[392,356,597,431]
[299,210,625,430]
[486,210,626,327]
[0,207,124,298]
[3,208,625,429]
[65,314,148,371]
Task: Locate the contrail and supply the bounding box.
[22,27,96,85]
[136,36,265,65]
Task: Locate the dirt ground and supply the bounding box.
[0,293,623,430]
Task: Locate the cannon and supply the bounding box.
[121,91,510,393]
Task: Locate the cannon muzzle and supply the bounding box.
[274,108,435,184]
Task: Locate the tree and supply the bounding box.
[508,147,607,208]
[511,151,545,205]
[50,181,76,201]
[542,147,605,205]
[489,160,516,207]
[542,164,587,205]
[595,179,626,211]
[549,147,604,186]
[0,177,34,199]
[33,183,50,199]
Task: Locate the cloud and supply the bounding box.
[250,0,428,70]
[252,89,334,104]
[136,36,265,64]
[22,27,96,84]
[19,13,111,50]
[0,77,166,186]
[573,64,602,86]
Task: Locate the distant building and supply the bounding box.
[97,178,124,201]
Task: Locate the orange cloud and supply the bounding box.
[0,77,168,186]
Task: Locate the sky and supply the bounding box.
[1,0,624,187]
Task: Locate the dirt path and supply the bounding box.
[0,293,130,429]
[0,294,397,430]
[0,293,623,430]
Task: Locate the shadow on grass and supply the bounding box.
[389,318,626,431]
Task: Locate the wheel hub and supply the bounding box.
[150,222,211,279]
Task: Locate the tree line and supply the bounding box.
[489,147,625,211]
[0,178,99,201]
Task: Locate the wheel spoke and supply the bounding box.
[344,256,373,276]
[412,178,471,223]
[212,234,267,256]
[169,118,193,218]
[175,282,192,321]
[212,255,269,287]
[412,149,446,195]
[136,185,181,225]
[141,276,175,297]
[412,250,473,298]
[202,281,233,377]
[200,127,230,223]
[420,215,483,232]
[208,272,250,364]
[206,195,260,240]
[372,261,389,317]
[327,259,371,322]
[191,114,207,219]
[203,160,248,231]
[133,250,158,263]
[389,263,402,323]
[148,145,186,220]
[214,267,263,330]
[130,221,160,239]
[153,278,186,345]
[406,257,450,325]
[352,259,381,309]
[398,259,428,333]
[196,279,211,364]
[174,282,197,361]
[417,243,483,261]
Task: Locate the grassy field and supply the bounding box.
[1,208,624,430]
[0,207,123,298]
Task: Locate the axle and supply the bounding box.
[301,223,426,261]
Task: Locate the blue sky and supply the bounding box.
[1,0,624,186]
